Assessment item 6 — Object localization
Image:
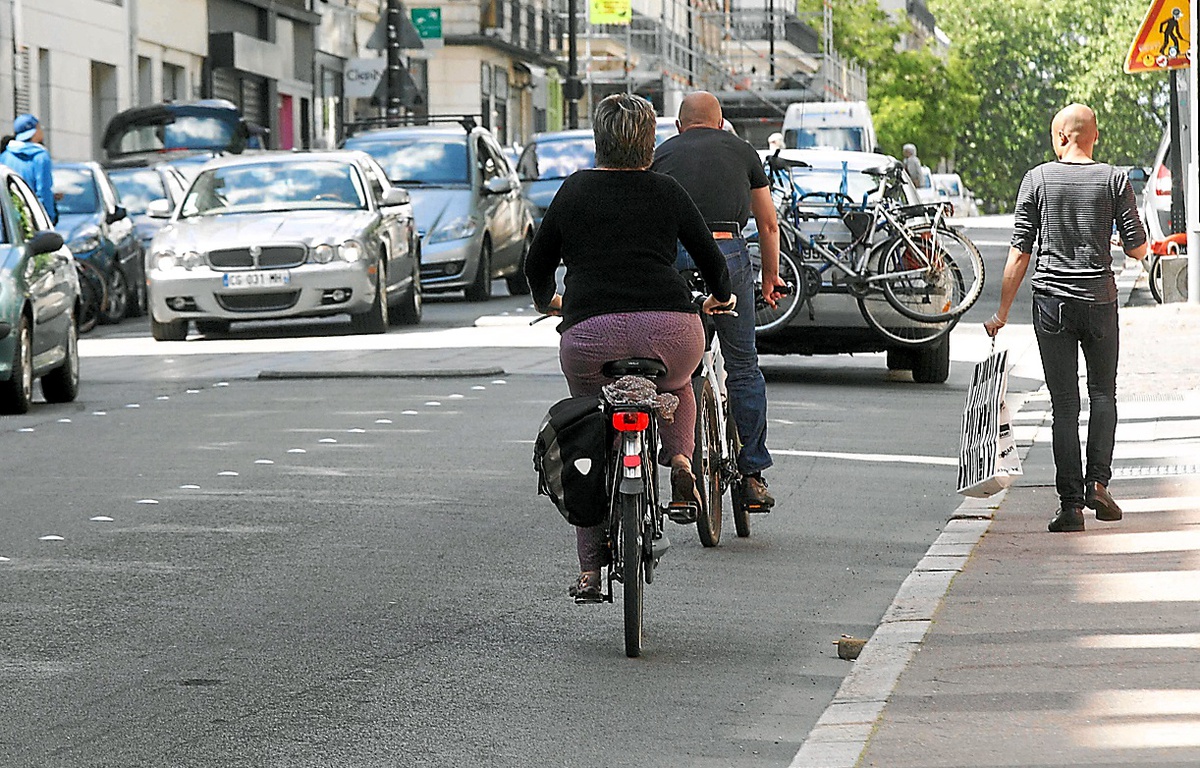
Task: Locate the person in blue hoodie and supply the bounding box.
[0,114,56,223]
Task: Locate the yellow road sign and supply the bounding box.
[1125,0,1191,73]
[589,0,631,25]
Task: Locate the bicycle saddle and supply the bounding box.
[861,161,903,177]
[602,358,668,379]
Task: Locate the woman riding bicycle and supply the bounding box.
[524,93,735,603]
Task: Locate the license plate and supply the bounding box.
[222,270,290,289]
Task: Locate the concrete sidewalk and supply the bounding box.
[792,267,1200,767]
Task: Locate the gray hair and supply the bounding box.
[902,143,916,156]
[593,93,656,170]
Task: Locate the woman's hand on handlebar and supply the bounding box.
[702,294,737,316]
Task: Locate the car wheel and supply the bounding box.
[151,315,188,341]
[505,231,533,296]
[99,267,129,324]
[0,315,34,414]
[911,336,951,384]
[126,269,147,318]
[41,316,80,403]
[393,260,423,325]
[351,259,389,334]
[195,319,231,336]
[465,238,492,302]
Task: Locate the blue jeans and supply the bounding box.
[1032,293,1119,508]
[678,238,772,475]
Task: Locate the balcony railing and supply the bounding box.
[725,12,820,54]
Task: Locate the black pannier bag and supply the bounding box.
[533,395,609,526]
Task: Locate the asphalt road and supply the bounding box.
[1,227,1036,767]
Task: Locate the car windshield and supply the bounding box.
[938,179,962,196]
[519,137,595,180]
[108,168,165,215]
[114,115,237,155]
[179,160,367,218]
[784,127,865,152]
[52,168,101,215]
[344,137,468,185]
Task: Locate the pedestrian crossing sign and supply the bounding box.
[1124,0,1191,73]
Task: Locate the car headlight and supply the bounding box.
[181,251,203,269]
[153,250,202,270]
[68,227,103,254]
[427,214,479,244]
[310,244,335,264]
[338,240,362,262]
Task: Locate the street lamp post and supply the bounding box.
[566,0,581,128]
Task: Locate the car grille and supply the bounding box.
[208,246,307,270]
[215,291,301,313]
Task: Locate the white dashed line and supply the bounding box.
[137,499,159,505]
[57,418,71,423]
[319,438,338,444]
[255,459,274,465]
[39,535,64,541]
[218,471,239,476]
[18,428,34,432]
[375,419,393,424]
[91,516,113,522]
[287,448,307,454]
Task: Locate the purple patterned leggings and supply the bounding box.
[559,311,705,571]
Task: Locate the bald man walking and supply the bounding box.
[985,103,1147,533]
[652,91,785,510]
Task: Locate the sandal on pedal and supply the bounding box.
[569,573,603,604]
[668,466,701,524]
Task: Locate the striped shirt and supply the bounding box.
[1011,161,1146,303]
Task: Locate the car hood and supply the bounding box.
[155,209,377,251]
[408,187,470,235]
[57,212,103,242]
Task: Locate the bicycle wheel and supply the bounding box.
[693,377,722,548]
[858,242,958,347]
[75,262,105,335]
[880,225,984,322]
[726,411,750,538]
[755,248,804,336]
[1148,255,1164,304]
[619,490,645,658]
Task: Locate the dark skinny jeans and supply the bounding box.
[1032,293,1119,509]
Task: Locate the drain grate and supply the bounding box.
[1114,464,1200,478]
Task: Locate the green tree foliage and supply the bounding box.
[929,0,1167,210]
[798,0,977,173]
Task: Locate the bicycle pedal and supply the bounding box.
[743,502,772,514]
[651,534,671,559]
[666,502,698,524]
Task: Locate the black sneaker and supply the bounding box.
[1048,505,1085,533]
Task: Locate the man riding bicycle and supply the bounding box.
[651,91,786,509]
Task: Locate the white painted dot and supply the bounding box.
[218,471,239,477]
[186,389,200,394]
[375,418,393,424]
[287,448,307,454]
[125,403,140,409]
[92,411,107,416]
[471,386,486,391]
[254,459,274,465]
[18,427,34,432]
[424,401,441,407]
[179,484,200,489]
[491,379,507,385]
[90,516,113,522]
[348,428,366,433]
[319,438,338,444]
[402,410,419,415]
[39,535,64,542]
[136,499,159,505]
[57,418,72,423]
[449,394,464,399]
[0,556,9,562]
[157,396,170,401]
[214,382,230,388]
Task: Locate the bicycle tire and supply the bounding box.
[755,248,803,335]
[620,489,645,658]
[75,261,106,335]
[880,225,984,322]
[858,242,959,347]
[1148,256,1164,304]
[693,377,722,548]
[726,411,750,538]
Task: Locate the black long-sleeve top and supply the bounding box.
[524,169,732,333]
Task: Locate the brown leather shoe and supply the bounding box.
[1086,482,1122,521]
[1048,505,1085,532]
[743,474,775,509]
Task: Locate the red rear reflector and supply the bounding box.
[612,411,650,431]
[1155,163,1172,195]
[623,455,641,468]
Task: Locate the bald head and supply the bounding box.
[677,91,723,131]
[1051,103,1098,158]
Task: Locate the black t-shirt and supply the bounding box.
[523,169,732,333]
[650,127,770,226]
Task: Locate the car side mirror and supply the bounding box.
[381,187,410,206]
[1127,167,1148,183]
[484,176,514,195]
[107,205,128,224]
[146,198,172,219]
[28,230,64,255]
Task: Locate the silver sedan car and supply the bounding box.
[145,151,421,340]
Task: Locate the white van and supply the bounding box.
[781,101,877,154]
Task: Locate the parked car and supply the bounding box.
[745,148,958,383]
[106,163,188,252]
[101,99,267,182]
[52,161,145,322]
[1142,128,1176,243]
[144,150,421,340]
[516,129,595,230]
[0,167,80,413]
[930,172,979,217]
[342,123,534,300]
